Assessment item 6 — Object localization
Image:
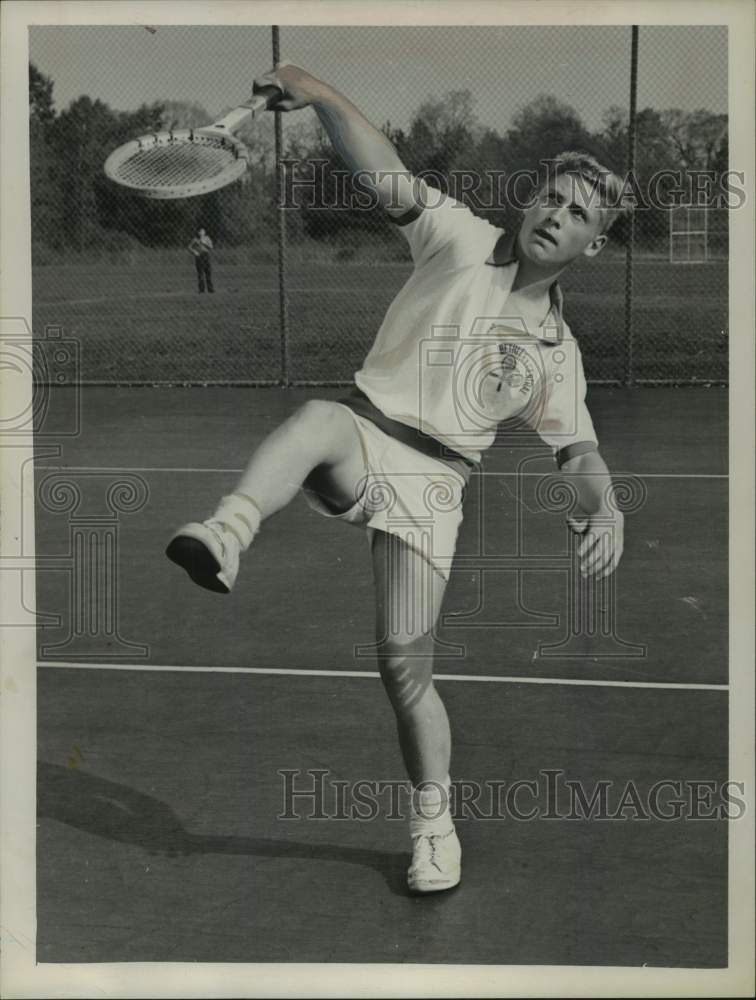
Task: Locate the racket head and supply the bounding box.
[104,127,250,200]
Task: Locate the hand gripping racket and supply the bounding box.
[104,84,283,199]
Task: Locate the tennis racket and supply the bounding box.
[103,84,283,199]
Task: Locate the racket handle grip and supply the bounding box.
[251,84,284,110]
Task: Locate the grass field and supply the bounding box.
[32,250,728,385]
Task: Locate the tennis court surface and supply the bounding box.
[35,384,728,966]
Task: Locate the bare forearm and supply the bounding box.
[257,64,416,214]
[562,449,624,577]
[312,84,404,177]
[312,86,414,214]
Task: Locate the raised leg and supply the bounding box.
[167,400,367,592]
[234,400,367,520]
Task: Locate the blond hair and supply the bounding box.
[547,151,633,233]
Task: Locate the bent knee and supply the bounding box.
[292,399,357,455]
[295,398,346,429]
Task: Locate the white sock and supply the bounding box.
[410,775,454,838]
[211,492,262,551]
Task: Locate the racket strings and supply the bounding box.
[114,138,239,187]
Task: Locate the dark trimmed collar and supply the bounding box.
[486,230,565,342]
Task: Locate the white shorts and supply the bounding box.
[302,406,466,581]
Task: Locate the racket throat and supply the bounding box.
[208,105,255,134]
[209,89,277,133]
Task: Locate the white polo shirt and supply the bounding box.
[353,185,598,468]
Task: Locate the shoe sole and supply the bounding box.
[165,536,230,594]
[408,876,461,895]
[408,868,461,895]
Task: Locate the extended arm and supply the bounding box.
[254,63,417,218]
[560,449,624,579]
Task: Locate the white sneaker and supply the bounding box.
[166,520,240,593]
[407,827,461,894]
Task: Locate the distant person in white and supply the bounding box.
[188,228,214,293]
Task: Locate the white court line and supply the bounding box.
[36,286,388,308]
[38,661,728,692]
[34,466,728,479]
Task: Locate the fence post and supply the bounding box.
[272,25,289,387]
[624,25,639,387]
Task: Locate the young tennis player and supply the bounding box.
[167,64,629,894]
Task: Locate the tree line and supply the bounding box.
[29,63,728,259]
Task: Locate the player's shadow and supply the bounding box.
[38,761,410,898]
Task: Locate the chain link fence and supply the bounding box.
[29,24,729,386]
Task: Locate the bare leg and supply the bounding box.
[370,528,463,894]
[370,530,450,786]
[167,400,367,592]
[234,399,367,519]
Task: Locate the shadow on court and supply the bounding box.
[39,761,408,891]
[37,667,728,966]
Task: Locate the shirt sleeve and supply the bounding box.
[391,178,499,269]
[531,340,599,466]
